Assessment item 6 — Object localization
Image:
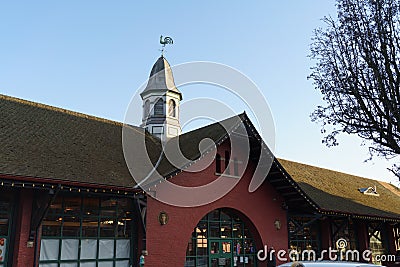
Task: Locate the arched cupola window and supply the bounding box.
[168,99,176,117]
[225,151,230,175]
[154,99,164,116]
[144,100,150,119]
[216,153,222,174]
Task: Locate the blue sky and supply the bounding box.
[1,1,398,185]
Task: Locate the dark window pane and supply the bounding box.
[0,200,10,214]
[186,239,195,256]
[48,196,63,215]
[99,220,115,237]
[208,210,219,221]
[220,211,231,222]
[83,198,100,216]
[42,214,62,236]
[210,222,220,238]
[117,218,132,238]
[100,198,117,217]
[62,216,80,237]
[64,197,81,216]
[82,217,98,237]
[216,154,221,173]
[220,222,232,238]
[233,222,242,238]
[154,99,164,116]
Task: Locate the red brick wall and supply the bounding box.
[12,188,35,267]
[145,141,288,266]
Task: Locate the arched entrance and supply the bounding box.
[184,208,259,267]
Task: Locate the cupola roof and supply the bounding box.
[140,56,182,100]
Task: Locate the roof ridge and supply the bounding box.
[180,112,246,136]
[0,94,123,127]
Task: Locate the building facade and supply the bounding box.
[0,56,399,267]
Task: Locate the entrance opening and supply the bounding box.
[184,208,257,267]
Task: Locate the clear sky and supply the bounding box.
[1,1,398,186]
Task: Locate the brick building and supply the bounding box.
[0,56,399,267]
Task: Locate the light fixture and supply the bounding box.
[158,211,169,225]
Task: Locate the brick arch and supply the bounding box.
[186,206,264,251]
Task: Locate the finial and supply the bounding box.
[159,35,173,56]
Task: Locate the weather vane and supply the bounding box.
[159,35,173,56]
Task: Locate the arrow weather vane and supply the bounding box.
[160,35,173,56]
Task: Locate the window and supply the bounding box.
[330,218,358,261]
[233,157,239,177]
[216,154,221,174]
[40,195,134,267]
[225,151,230,175]
[184,209,258,267]
[368,222,387,265]
[168,99,176,117]
[154,99,164,116]
[288,216,321,261]
[143,100,150,119]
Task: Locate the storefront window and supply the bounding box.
[184,208,257,267]
[368,222,387,265]
[288,216,320,261]
[40,194,134,267]
[331,218,358,261]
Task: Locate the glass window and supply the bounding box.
[289,216,321,261]
[154,99,164,116]
[369,222,387,265]
[40,194,134,266]
[143,100,150,119]
[215,154,221,174]
[184,208,257,267]
[168,99,176,117]
[225,151,230,175]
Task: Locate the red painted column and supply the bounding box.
[12,188,35,267]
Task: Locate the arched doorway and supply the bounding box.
[184,208,259,267]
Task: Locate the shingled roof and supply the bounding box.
[1,94,399,220]
[278,159,400,220]
[0,94,160,189]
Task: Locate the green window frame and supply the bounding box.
[185,208,258,267]
[288,216,321,261]
[39,194,135,267]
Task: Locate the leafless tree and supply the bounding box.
[309,0,400,180]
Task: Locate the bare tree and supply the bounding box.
[309,0,400,180]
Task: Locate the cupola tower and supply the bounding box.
[140,56,182,140]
